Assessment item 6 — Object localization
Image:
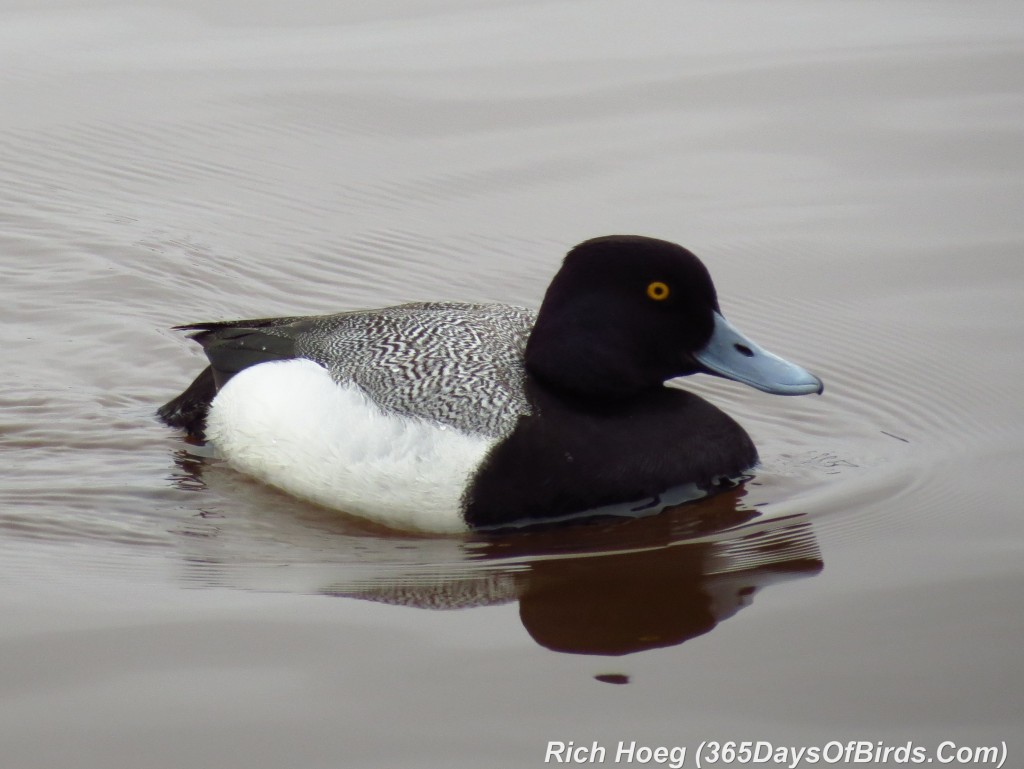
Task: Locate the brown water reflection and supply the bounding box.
[512,521,819,656]
[329,493,821,657]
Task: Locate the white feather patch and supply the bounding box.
[205,359,494,533]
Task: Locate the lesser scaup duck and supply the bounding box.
[158,235,822,532]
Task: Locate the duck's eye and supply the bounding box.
[646,281,670,301]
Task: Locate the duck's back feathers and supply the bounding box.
[158,302,536,440]
[291,302,535,438]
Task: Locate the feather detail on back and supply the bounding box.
[276,302,535,438]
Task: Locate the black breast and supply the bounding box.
[462,382,757,528]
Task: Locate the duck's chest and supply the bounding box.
[462,386,757,527]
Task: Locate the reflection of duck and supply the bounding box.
[170,455,821,656]
[326,489,822,657]
[159,236,821,532]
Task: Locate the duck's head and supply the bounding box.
[525,235,824,400]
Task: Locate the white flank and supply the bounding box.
[205,359,494,533]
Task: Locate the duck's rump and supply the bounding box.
[156,314,306,439]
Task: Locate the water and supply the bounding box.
[2,1,1022,766]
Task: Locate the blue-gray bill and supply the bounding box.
[693,312,824,396]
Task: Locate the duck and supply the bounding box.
[158,235,822,532]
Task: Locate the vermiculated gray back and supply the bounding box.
[279,302,536,438]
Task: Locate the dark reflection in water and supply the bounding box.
[338,492,821,657]
[169,453,821,657]
[513,526,817,656]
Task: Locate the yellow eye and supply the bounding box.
[646,281,670,301]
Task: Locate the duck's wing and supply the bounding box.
[159,303,536,441]
[291,302,537,439]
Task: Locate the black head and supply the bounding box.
[525,235,723,399]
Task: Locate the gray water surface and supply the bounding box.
[2,1,1022,767]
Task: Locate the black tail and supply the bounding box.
[158,319,301,440]
[157,365,217,440]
